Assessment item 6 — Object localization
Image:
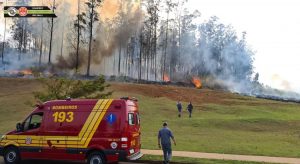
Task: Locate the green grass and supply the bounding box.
[1,78,300,160]
[139,155,271,164]
[112,91,300,158]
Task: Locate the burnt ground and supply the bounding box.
[110,82,234,104]
[109,82,284,107]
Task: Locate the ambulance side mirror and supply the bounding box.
[35,100,44,109]
[35,104,44,109]
[16,123,23,132]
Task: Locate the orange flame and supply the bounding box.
[192,77,202,88]
[163,73,170,82]
[20,69,33,75]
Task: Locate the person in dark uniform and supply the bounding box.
[176,101,182,117]
[158,122,176,164]
[187,102,193,118]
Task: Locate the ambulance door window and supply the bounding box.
[23,113,43,131]
[128,113,135,125]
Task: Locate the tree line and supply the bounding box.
[2,0,256,86]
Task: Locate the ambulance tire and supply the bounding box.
[3,147,21,164]
[87,152,106,164]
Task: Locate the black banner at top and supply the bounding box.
[4,6,57,18]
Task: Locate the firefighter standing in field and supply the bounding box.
[176,101,182,117]
[187,102,193,118]
[158,122,176,164]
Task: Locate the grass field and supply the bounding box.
[1,78,300,160]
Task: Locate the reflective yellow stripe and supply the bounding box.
[82,99,113,148]
[74,99,109,146]
[78,99,104,137]
[3,99,113,148]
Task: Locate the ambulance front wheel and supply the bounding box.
[3,147,21,164]
[87,152,106,164]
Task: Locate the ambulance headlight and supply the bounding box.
[1,135,6,141]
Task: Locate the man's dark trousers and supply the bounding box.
[162,143,172,163]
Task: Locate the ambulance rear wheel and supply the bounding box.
[87,152,106,164]
[3,147,21,164]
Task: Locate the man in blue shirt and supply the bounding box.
[158,122,176,164]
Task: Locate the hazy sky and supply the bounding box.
[0,0,299,93]
[187,0,300,93]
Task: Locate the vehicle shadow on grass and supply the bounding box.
[20,160,82,164]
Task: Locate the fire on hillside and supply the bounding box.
[163,73,171,82]
[0,70,299,104]
[1,69,34,77]
[192,77,202,89]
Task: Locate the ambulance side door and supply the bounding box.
[40,109,68,160]
[16,112,44,158]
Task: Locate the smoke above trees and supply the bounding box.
[1,0,299,100]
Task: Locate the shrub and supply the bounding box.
[33,76,112,102]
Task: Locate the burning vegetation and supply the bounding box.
[2,69,33,77]
[20,69,33,76]
[163,73,171,82]
[192,77,202,89]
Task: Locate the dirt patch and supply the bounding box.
[0,78,287,107]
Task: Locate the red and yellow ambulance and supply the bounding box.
[0,97,142,164]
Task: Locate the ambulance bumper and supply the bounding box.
[116,150,143,161]
[127,151,143,161]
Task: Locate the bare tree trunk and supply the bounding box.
[178,18,181,70]
[75,0,80,72]
[163,13,169,80]
[19,19,24,61]
[147,28,152,81]
[125,45,129,77]
[1,12,6,65]
[138,33,142,81]
[118,43,122,75]
[23,22,28,54]
[113,53,116,75]
[39,18,44,66]
[48,0,56,65]
[154,15,157,81]
[86,0,95,77]
[170,28,176,79]
[1,0,8,65]
[35,36,38,57]
[60,29,64,57]
[178,0,182,70]
[39,0,44,66]
[60,1,65,57]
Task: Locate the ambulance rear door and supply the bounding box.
[127,105,141,156]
